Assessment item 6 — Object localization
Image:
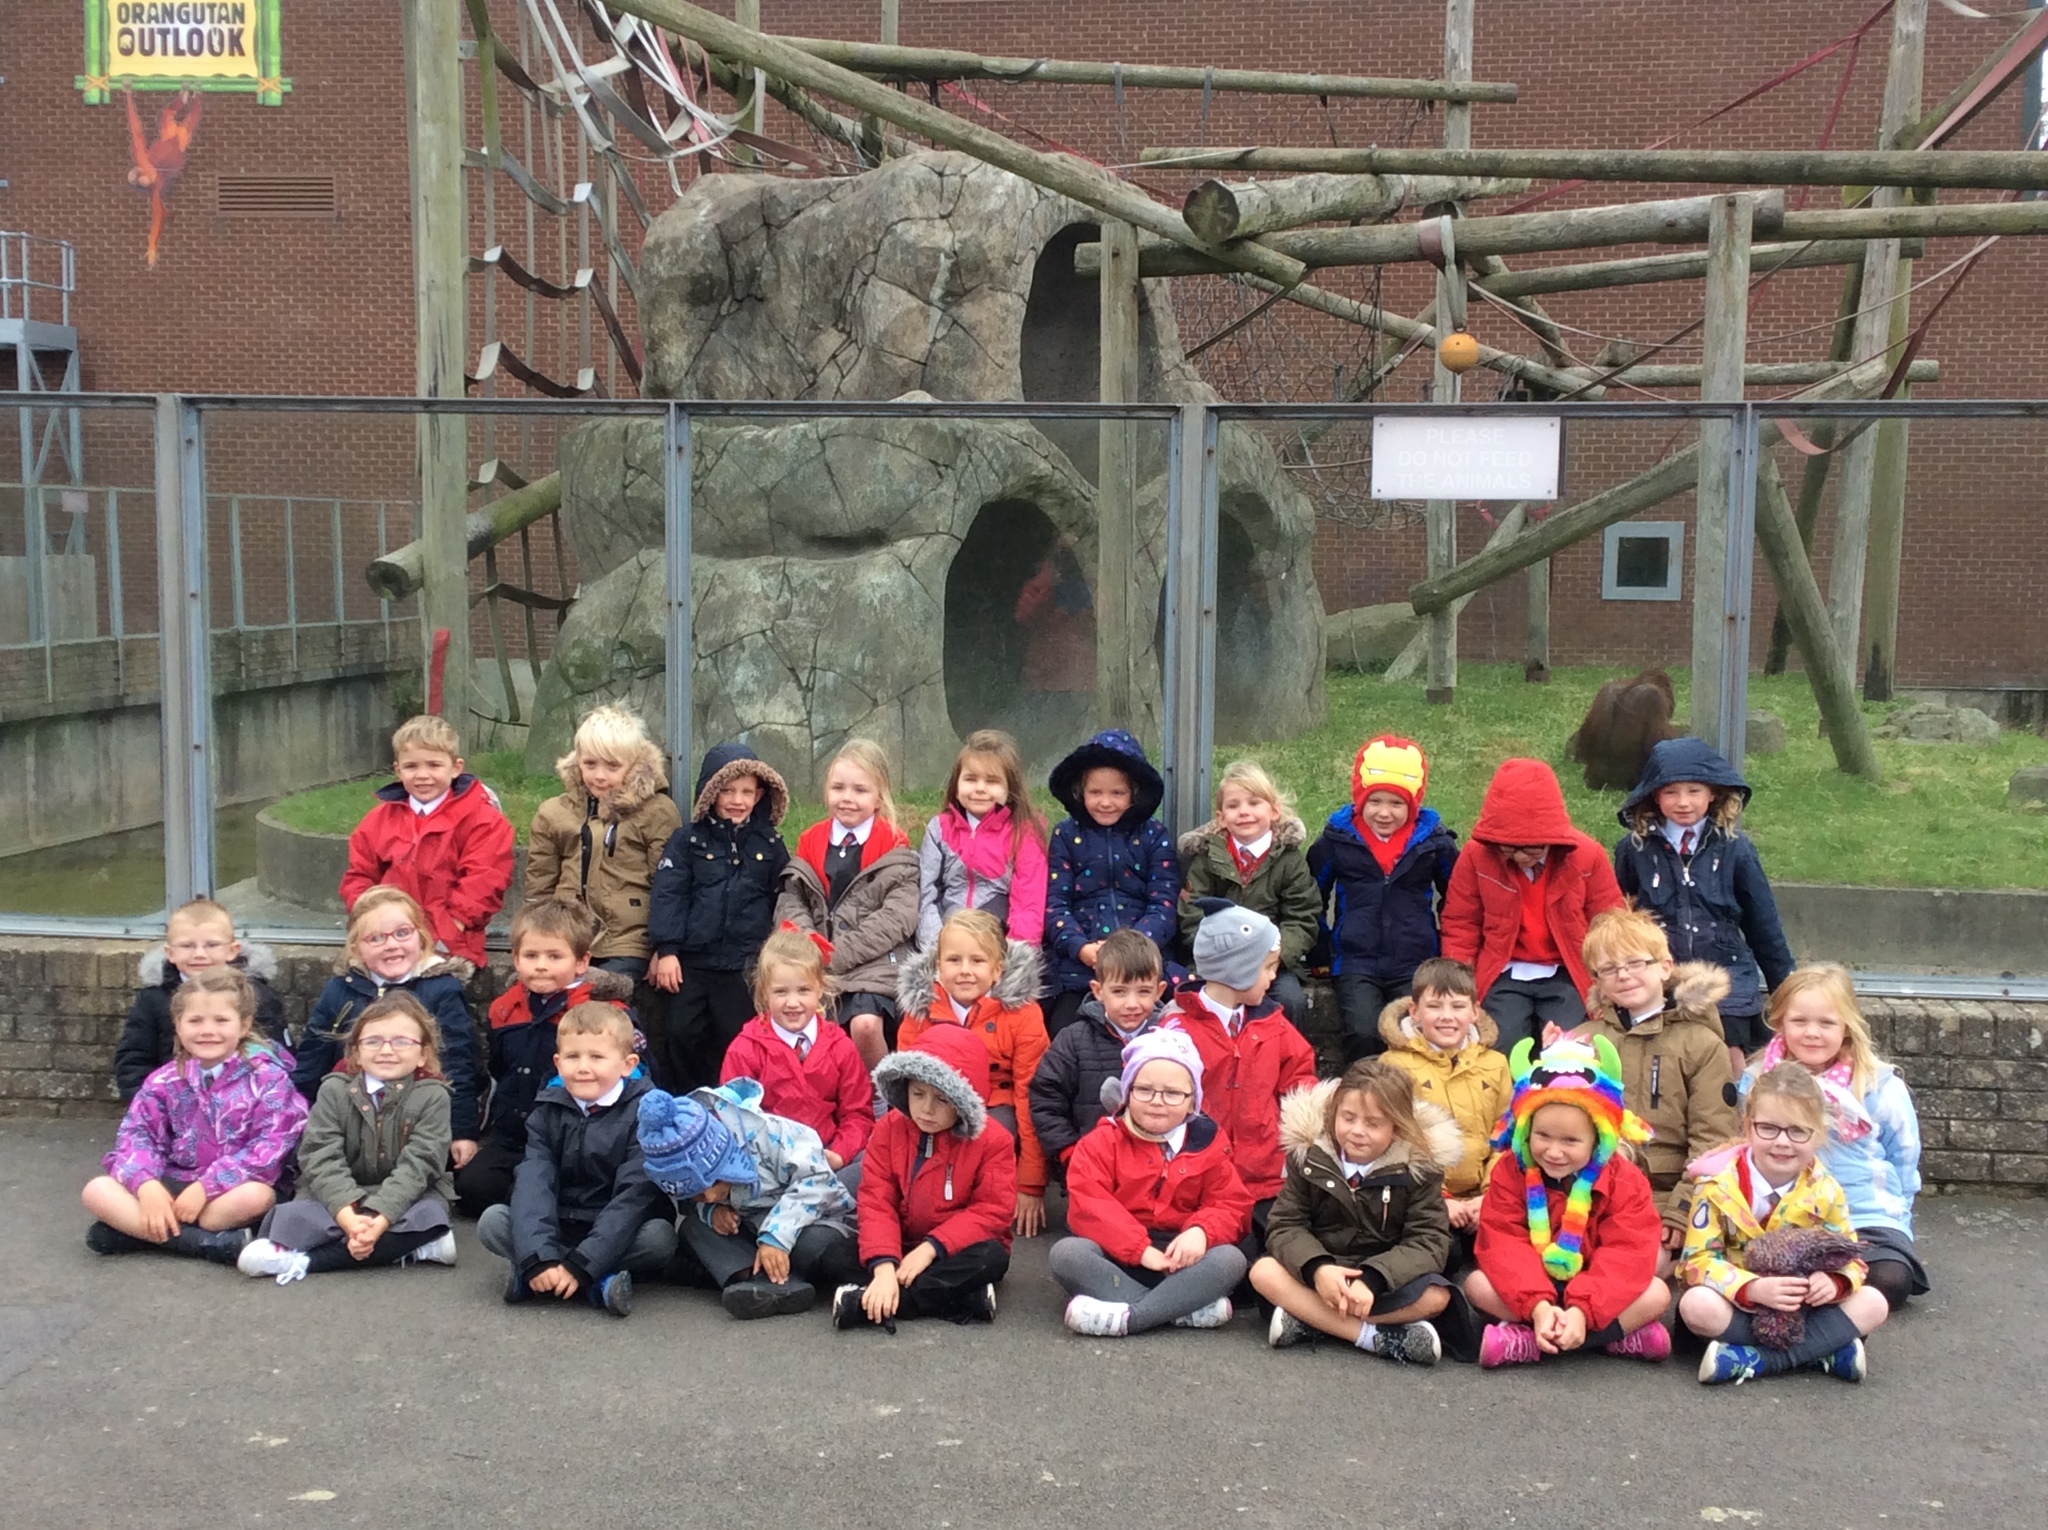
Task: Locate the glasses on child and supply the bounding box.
[1592,957,1654,981]
[1748,1120,1815,1144]
[357,1035,423,1053]
[361,926,419,947]
[168,939,232,956]
[1129,1086,1192,1106]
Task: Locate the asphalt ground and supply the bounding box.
[3,1118,2044,1530]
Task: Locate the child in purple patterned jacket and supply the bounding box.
[82,966,308,1264]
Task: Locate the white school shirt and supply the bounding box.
[772,1016,821,1053]
[1197,986,1244,1036]
[1230,830,1274,861]
[574,1079,626,1115]
[833,817,875,849]
[410,790,449,817]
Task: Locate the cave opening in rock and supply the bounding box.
[944,498,1096,761]
[1215,500,1278,744]
[1020,223,1103,483]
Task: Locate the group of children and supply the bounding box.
[82,704,1925,1384]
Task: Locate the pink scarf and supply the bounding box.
[1756,1036,1873,1143]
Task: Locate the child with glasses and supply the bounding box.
[293,886,483,1172]
[1680,1063,1889,1384]
[1574,908,1738,1274]
[239,993,459,1283]
[1051,1030,1254,1338]
[115,896,289,1100]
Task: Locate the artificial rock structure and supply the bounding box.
[529,151,1325,787]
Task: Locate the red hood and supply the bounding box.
[907,1018,992,1103]
[1471,758,1579,845]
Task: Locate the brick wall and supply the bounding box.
[3,934,2041,1193]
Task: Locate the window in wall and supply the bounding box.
[1602,521,1684,602]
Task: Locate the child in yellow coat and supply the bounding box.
[1377,958,1511,1264]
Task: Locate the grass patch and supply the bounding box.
[266,669,2048,891]
[1231,666,2048,891]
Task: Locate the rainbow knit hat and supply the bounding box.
[1490,1033,1652,1281]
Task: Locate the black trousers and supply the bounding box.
[453,1137,521,1220]
[840,1239,1011,1319]
[1482,972,1586,1057]
[656,967,755,1093]
[302,1228,442,1273]
[1334,974,1401,1064]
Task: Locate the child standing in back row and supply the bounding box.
[1043,730,1181,1038]
[526,704,682,981]
[1308,736,1460,1063]
[1178,760,1321,1031]
[341,715,514,969]
[776,739,920,1073]
[1614,737,1795,1077]
[917,729,1048,950]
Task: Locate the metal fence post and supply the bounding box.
[662,402,693,791]
[1163,401,1218,835]
[1717,402,1760,766]
[155,394,213,906]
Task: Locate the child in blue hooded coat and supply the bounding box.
[1613,737,1794,1069]
[1042,730,1181,1039]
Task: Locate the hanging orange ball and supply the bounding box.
[1438,328,1481,374]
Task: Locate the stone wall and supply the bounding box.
[4,936,2042,1193]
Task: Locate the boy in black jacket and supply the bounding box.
[646,742,791,1093]
[114,897,289,1099]
[476,1004,677,1317]
[1027,930,1166,1180]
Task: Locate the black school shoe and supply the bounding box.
[721,1275,817,1320]
[85,1222,153,1256]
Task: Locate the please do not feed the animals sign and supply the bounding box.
[1370,415,1563,502]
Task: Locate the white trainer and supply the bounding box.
[236,1238,310,1286]
[1173,1297,1234,1329]
[1062,1294,1131,1338]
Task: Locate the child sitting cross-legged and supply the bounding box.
[1027,928,1168,1179]
[638,1078,859,1321]
[477,1003,676,1318]
[1682,1063,1889,1385]
[1464,1034,1672,1368]
[832,1025,1017,1330]
[719,924,875,1174]
[1051,1030,1254,1338]
[238,993,459,1283]
[83,967,307,1264]
[1251,1060,1462,1366]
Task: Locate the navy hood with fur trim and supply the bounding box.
[1048,730,1164,831]
[1619,736,1751,827]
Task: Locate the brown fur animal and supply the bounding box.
[1566,669,1680,791]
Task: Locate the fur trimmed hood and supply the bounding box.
[342,953,475,985]
[138,939,279,989]
[1278,1077,1466,1180]
[576,966,636,1004]
[1590,960,1730,1033]
[691,744,790,827]
[872,1025,990,1139]
[1176,812,1307,860]
[1377,994,1500,1055]
[556,742,670,821]
[895,937,1043,1016]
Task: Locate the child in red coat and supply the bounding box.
[720,926,875,1173]
[831,1023,1017,1329]
[340,715,514,968]
[1166,900,1316,1242]
[1465,1033,1671,1367]
[1051,1029,1255,1337]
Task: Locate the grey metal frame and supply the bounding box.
[0,390,2041,941]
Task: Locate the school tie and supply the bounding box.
[1347,1172,1365,1191]
[795,1031,811,1061]
[1761,1190,1781,1221]
[1680,829,1696,857]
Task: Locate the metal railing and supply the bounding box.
[0,233,75,328]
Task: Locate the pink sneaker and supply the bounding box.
[1604,1323,1672,1362]
[1479,1322,1541,1368]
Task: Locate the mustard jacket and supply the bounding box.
[1376,997,1512,1200]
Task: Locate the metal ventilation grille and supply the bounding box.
[213,175,338,218]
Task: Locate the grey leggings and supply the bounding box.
[1048,1236,1249,1334]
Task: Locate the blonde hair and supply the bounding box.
[1325,1059,1434,1158]
[946,729,1044,852]
[1627,787,1743,842]
[345,992,443,1079]
[752,925,839,1009]
[823,738,901,832]
[391,713,461,760]
[1745,1061,1828,1130]
[1582,907,1672,974]
[1768,963,1882,1096]
[166,896,234,936]
[169,967,257,1059]
[556,1001,637,1053]
[556,704,666,794]
[344,885,432,973]
[1214,758,1295,819]
[936,908,1007,971]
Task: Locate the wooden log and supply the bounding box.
[1384,504,1528,683]
[367,473,564,602]
[1863,275,1915,702]
[688,42,912,161]
[1474,238,1915,298]
[1097,219,1142,728]
[1407,354,1898,615]
[1774,199,2048,240]
[1753,452,1882,781]
[1585,359,1937,387]
[1690,194,1753,753]
[1427,0,1475,706]
[1081,191,1787,277]
[1136,142,2048,190]
[1182,173,1527,244]
[614,2,1313,290]
[767,35,1518,101]
[1525,559,1551,683]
